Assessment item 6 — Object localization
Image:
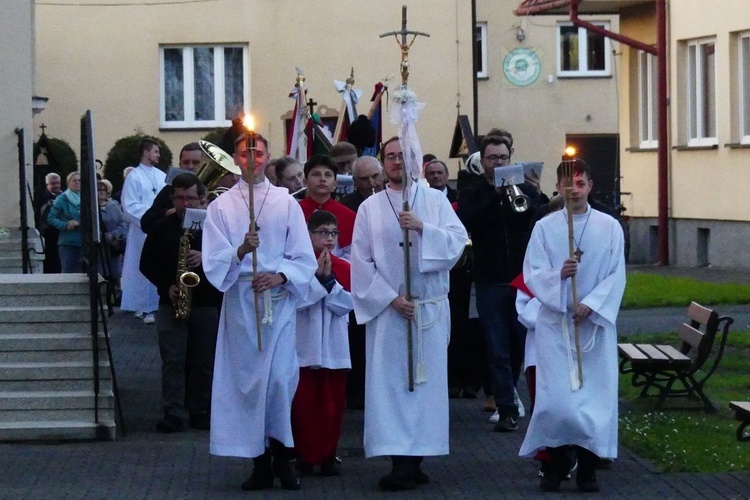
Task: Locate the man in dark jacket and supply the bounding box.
[140,173,221,433]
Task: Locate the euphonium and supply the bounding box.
[505,185,530,213]
[174,228,200,321]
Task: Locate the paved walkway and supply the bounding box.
[1,265,749,498]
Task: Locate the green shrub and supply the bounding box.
[102,134,173,194]
[33,137,78,180]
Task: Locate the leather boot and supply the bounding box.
[412,456,430,485]
[241,449,273,491]
[378,456,417,491]
[576,446,600,493]
[540,446,568,492]
[270,439,301,490]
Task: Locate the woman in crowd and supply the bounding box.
[98,179,128,296]
[47,171,83,273]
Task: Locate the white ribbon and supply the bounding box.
[389,84,425,191]
[334,80,363,123]
[412,295,448,385]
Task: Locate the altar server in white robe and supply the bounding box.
[121,138,165,322]
[519,159,625,493]
[351,137,467,491]
[202,133,316,492]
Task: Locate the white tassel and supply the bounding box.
[570,370,582,391]
[415,362,427,384]
[261,289,273,325]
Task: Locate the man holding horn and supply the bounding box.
[519,157,625,493]
[201,131,317,492]
[351,136,467,491]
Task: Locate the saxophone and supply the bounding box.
[174,228,200,321]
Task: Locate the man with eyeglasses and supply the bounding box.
[457,134,546,433]
[140,173,221,434]
[351,136,467,491]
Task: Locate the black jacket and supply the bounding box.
[141,185,175,235]
[140,213,222,308]
[457,180,544,284]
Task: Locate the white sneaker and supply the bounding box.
[143,313,156,324]
[514,387,526,418]
[133,311,145,319]
[489,409,500,423]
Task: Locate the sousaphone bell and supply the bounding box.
[197,140,242,200]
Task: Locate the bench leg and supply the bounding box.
[737,420,750,442]
[682,374,716,413]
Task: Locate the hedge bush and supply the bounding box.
[103,134,172,194]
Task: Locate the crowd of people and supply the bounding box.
[34,127,625,494]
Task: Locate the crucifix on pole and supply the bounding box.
[379,5,430,86]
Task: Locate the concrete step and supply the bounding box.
[0,390,113,410]
[0,361,111,381]
[0,378,113,393]
[2,294,89,308]
[0,273,89,296]
[0,407,115,422]
[0,333,107,351]
[0,321,98,335]
[0,306,91,325]
[0,420,116,441]
[0,348,110,364]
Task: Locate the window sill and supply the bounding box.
[724,143,750,149]
[556,74,612,80]
[672,144,719,151]
[159,126,225,133]
[625,146,658,153]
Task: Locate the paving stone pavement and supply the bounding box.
[1,264,750,499]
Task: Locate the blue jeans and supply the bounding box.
[58,245,82,273]
[475,283,526,419]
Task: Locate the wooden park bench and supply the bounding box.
[729,402,750,442]
[618,302,734,412]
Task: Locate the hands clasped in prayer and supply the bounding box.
[316,248,332,279]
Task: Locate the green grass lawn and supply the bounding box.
[623,272,750,309]
[618,331,750,472]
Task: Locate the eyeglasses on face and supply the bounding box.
[384,153,404,162]
[309,229,340,238]
[173,195,200,203]
[483,154,511,164]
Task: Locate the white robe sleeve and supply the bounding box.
[297,277,328,310]
[121,172,147,227]
[516,291,541,331]
[324,282,354,317]
[579,221,626,329]
[275,201,319,300]
[351,202,399,324]
[201,200,244,293]
[417,195,468,274]
[524,223,568,313]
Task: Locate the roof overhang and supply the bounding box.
[515,0,653,16]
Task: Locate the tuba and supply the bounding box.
[197,140,242,201]
[174,228,200,321]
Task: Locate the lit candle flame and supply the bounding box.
[243,115,255,132]
[564,146,577,157]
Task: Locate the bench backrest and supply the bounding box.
[678,301,720,369]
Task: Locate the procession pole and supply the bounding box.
[243,115,263,351]
[562,147,583,387]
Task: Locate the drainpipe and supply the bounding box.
[568,0,668,264]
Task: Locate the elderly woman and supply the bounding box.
[47,171,82,273]
[98,179,128,288]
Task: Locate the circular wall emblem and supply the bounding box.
[503,48,541,87]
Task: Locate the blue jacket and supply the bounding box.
[47,190,82,247]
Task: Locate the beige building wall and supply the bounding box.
[0,0,35,228]
[478,2,619,196]
[34,0,473,174]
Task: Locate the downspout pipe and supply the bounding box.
[569,0,668,264]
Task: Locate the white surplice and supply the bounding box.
[516,290,541,369]
[296,278,353,370]
[202,178,316,459]
[351,184,467,458]
[120,164,165,312]
[519,206,625,459]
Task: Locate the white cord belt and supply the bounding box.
[412,294,448,385]
[237,274,288,326]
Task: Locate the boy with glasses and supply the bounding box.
[291,210,353,477]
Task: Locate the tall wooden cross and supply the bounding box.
[379,5,430,86]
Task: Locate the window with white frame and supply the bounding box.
[686,39,716,146]
[160,45,248,129]
[740,33,750,143]
[638,51,658,148]
[475,22,488,79]
[557,22,611,77]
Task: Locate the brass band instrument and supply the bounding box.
[197,140,242,201]
[175,228,200,321]
[505,185,530,213]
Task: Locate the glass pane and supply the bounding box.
[639,52,649,142]
[560,26,579,71]
[474,25,484,74]
[702,42,716,138]
[587,30,606,71]
[164,48,184,121]
[193,47,215,121]
[224,47,244,120]
[650,55,658,142]
[743,37,750,136]
[688,45,697,139]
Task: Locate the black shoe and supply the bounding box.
[493,414,519,432]
[241,451,274,491]
[378,470,417,491]
[189,413,210,430]
[540,471,562,492]
[273,460,301,490]
[156,414,184,433]
[576,446,600,493]
[320,456,341,476]
[295,460,314,475]
[413,464,430,485]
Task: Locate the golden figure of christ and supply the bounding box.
[379,5,430,86]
